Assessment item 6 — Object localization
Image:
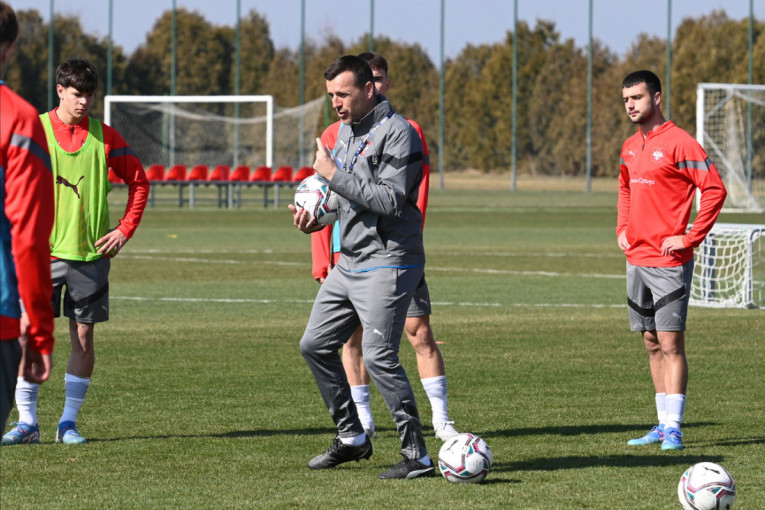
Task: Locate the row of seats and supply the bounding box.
[108,164,315,185]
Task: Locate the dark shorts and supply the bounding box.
[1,339,22,434]
[626,260,693,332]
[51,257,111,323]
[407,274,432,317]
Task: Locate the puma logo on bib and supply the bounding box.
[57,175,85,198]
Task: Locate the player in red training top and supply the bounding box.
[617,70,726,451]
[311,52,458,441]
[3,57,150,446]
[0,1,56,436]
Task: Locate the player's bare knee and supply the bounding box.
[409,333,438,357]
[344,333,363,352]
[660,343,686,358]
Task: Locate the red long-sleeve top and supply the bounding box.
[617,121,727,267]
[1,84,55,352]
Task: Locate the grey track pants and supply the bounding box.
[299,264,428,460]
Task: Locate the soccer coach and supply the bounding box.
[289,55,434,480]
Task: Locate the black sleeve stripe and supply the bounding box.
[109,146,138,159]
[676,158,711,172]
[11,133,52,173]
[380,151,423,169]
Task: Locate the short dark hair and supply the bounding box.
[358,52,388,74]
[324,55,373,89]
[0,2,18,48]
[56,57,99,94]
[623,70,662,96]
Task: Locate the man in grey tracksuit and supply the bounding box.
[290,55,434,480]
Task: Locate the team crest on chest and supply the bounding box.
[651,148,664,163]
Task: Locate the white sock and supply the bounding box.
[15,377,39,425]
[59,374,90,425]
[655,392,667,428]
[339,432,367,446]
[350,385,374,430]
[421,376,449,425]
[665,394,686,431]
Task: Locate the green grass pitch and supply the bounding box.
[2,185,763,508]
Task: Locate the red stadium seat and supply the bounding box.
[228,165,251,182]
[208,165,230,182]
[250,166,272,183]
[271,166,293,183]
[186,164,208,181]
[145,164,165,182]
[292,166,315,183]
[164,164,187,181]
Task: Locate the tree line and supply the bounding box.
[8,8,763,177]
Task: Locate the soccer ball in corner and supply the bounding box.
[678,462,736,510]
[294,175,338,226]
[438,433,492,484]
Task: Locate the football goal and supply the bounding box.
[696,83,765,213]
[690,223,764,309]
[104,95,326,170]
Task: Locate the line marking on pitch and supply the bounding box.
[119,255,305,267]
[112,296,624,308]
[119,254,625,279]
[428,266,625,279]
[127,248,622,259]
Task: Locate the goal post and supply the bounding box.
[696,83,765,213]
[104,95,326,172]
[690,223,764,309]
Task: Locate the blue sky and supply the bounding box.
[19,0,762,65]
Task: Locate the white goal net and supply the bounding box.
[690,223,764,309]
[104,95,325,170]
[696,83,765,213]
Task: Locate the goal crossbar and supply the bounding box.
[104,95,274,168]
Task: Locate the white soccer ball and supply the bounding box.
[294,175,338,226]
[438,433,492,484]
[678,462,736,510]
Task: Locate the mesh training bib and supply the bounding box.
[40,113,111,261]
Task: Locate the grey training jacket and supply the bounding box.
[328,98,425,272]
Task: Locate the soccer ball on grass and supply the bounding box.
[438,433,492,483]
[678,462,736,510]
[294,175,338,226]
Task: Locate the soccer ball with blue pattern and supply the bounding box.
[678,462,736,510]
[438,433,492,484]
[294,175,338,226]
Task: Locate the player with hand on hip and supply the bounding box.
[3,57,149,446]
[311,52,458,442]
[617,70,726,451]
